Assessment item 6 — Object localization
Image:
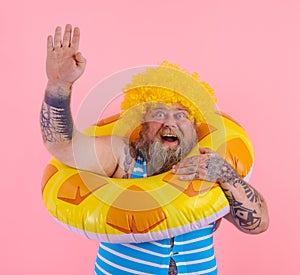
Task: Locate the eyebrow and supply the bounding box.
[150,107,189,113]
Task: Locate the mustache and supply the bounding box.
[133,124,198,176]
[135,137,195,176]
[158,127,183,141]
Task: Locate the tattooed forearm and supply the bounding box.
[40,91,73,143]
[219,162,264,206]
[205,154,242,186]
[239,181,263,205]
[202,151,269,233]
[225,192,262,232]
[217,161,242,187]
[215,158,268,232]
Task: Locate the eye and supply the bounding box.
[176,112,188,119]
[153,111,165,119]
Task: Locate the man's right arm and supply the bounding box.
[40,83,122,176]
[40,25,124,177]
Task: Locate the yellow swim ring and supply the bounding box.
[41,111,254,243]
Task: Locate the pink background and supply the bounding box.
[1,0,298,274]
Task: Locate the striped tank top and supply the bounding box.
[94,152,218,275]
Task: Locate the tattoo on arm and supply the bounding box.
[225,192,262,232]
[122,142,134,179]
[40,91,73,143]
[217,161,241,187]
[239,181,263,205]
[220,161,264,205]
[218,161,265,231]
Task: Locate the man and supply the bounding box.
[40,24,269,275]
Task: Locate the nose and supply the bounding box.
[162,115,177,129]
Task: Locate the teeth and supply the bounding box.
[161,134,178,142]
[162,134,177,137]
[160,129,178,137]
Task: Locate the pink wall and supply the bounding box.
[1,0,298,274]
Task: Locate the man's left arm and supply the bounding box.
[214,158,269,234]
[172,147,269,234]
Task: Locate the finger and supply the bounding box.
[176,161,209,175]
[199,147,213,154]
[179,156,202,167]
[62,24,72,47]
[178,174,195,181]
[54,26,62,48]
[174,155,207,170]
[47,35,53,52]
[71,27,80,51]
[75,52,87,70]
[172,164,198,175]
[178,172,206,181]
[175,158,195,169]
[75,52,85,63]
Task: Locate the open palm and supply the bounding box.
[46,25,86,87]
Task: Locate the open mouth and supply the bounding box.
[161,134,178,143]
[159,129,180,146]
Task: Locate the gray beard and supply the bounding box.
[135,137,197,176]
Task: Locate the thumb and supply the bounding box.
[75,52,86,66]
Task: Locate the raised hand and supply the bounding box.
[46,24,86,88]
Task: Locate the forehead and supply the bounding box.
[146,103,190,113]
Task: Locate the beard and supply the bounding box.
[134,128,197,176]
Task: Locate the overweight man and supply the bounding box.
[40,24,269,275]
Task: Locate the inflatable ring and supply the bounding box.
[41,112,254,243]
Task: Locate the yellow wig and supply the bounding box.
[121,61,217,125]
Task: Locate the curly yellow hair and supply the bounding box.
[121,61,217,125]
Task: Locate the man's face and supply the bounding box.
[136,104,198,175]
